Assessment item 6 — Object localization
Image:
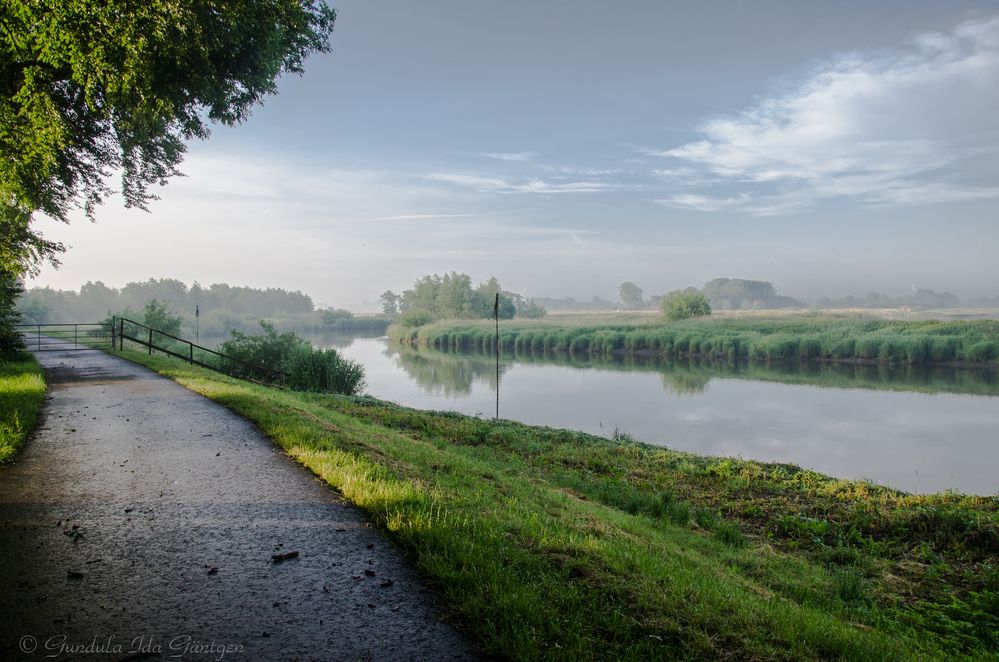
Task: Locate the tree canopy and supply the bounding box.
[393,272,546,325]
[0,1,334,351]
[0,0,336,276]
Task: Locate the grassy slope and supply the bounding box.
[392,315,999,366]
[118,349,998,660]
[0,352,46,463]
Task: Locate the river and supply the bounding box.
[333,337,999,495]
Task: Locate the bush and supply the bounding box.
[283,345,365,395]
[662,290,712,321]
[217,322,366,394]
[399,310,434,328]
[218,321,307,374]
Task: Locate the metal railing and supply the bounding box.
[15,323,112,351]
[112,317,287,387]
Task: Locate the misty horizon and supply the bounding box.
[20,274,996,316]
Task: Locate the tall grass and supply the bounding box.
[283,345,366,394]
[391,316,999,366]
[0,352,46,462]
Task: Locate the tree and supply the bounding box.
[0,206,62,350]
[142,299,183,336]
[618,282,644,310]
[0,0,336,342]
[506,292,546,319]
[397,273,528,321]
[702,278,777,310]
[662,289,712,321]
[380,290,401,315]
[0,272,24,355]
[471,277,515,320]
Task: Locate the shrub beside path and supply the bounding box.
[0,347,473,661]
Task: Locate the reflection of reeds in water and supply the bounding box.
[387,342,999,398]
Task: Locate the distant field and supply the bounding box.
[391,313,999,366]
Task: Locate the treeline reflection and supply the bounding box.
[385,344,999,398]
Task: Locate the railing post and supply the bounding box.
[189,343,193,363]
[119,318,124,350]
[148,328,153,355]
[74,324,78,349]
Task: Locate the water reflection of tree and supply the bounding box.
[387,343,999,398]
[660,369,711,396]
[386,345,506,397]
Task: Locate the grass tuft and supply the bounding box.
[0,352,46,463]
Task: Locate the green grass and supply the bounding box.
[0,352,46,463]
[391,314,999,367]
[117,348,998,660]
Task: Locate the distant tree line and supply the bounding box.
[815,289,981,310]
[380,273,546,326]
[533,278,990,313]
[17,278,388,338]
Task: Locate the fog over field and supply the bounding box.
[28,0,999,305]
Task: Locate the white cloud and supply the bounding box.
[657,192,809,217]
[358,212,496,223]
[480,151,537,162]
[660,15,999,214]
[425,172,629,194]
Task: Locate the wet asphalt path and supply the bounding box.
[0,348,474,661]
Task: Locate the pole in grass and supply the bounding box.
[494,293,500,420]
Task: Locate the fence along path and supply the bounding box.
[15,323,111,352]
[112,316,288,386]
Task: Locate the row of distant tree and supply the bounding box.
[815,290,999,310]
[537,278,992,312]
[380,273,547,326]
[16,279,387,338]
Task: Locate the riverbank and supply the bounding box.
[0,352,46,463]
[391,315,999,367]
[114,347,997,659]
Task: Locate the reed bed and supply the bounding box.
[391,316,999,366]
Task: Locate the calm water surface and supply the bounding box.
[334,337,999,495]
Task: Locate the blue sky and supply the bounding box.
[31,1,999,307]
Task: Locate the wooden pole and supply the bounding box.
[494,293,500,420]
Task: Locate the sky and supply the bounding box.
[29,0,999,308]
